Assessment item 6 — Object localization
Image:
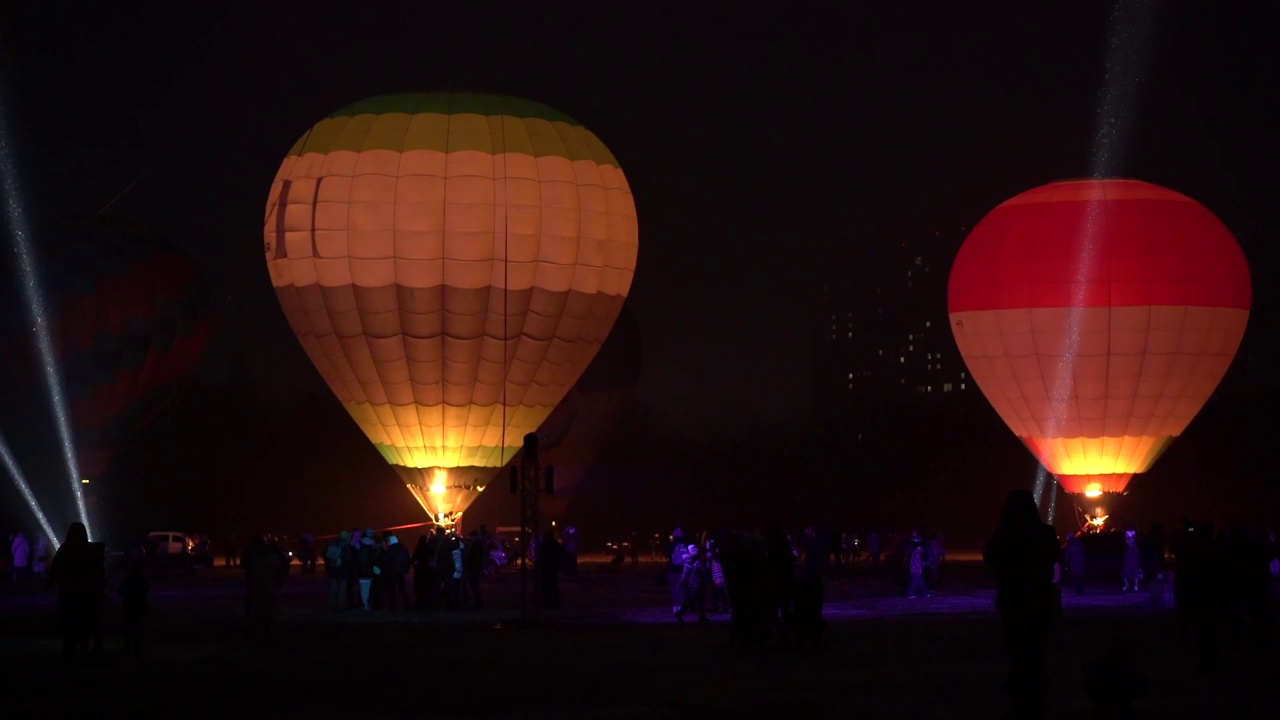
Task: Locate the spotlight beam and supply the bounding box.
[0,432,59,549]
[0,91,90,537]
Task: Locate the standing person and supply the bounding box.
[222,534,237,568]
[119,560,150,656]
[1064,532,1087,596]
[411,534,433,610]
[905,530,929,598]
[48,522,106,656]
[1121,529,1142,592]
[324,531,350,611]
[537,529,562,610]
[463,530,485,609]
[243,533,285,644]
[984,489,1061,720]
[10,531,31,584]
[355,536,375,610]
[382,534,412,611]
[33,535,50,581]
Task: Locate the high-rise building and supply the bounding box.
[812,229,971,433]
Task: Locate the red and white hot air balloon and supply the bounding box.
[948,179,1250,517]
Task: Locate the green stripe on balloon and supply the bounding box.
[286,93,620,167]
[327,92,581,124]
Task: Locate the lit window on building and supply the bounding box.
[926,353,932,359]
[848,372,853,379]
[917,386,926,393]
[878,349,883,355]
[899,357,904,363]
[909,345,914,351]
[960,371,966,379]
[943,383,953,392]
[927,364,932,371]
[925,321,931,328]
[914,257,922,265]
[908,334,913,340]
[927,386,932,392]
[960,383,966,390]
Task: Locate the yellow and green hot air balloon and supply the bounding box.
[263,92,639,526]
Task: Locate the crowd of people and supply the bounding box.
[318,525,566,614]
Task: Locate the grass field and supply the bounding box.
[1,557,1275,718]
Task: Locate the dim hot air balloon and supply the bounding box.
[1,218,212,506]
[263,92,639,527]
[948,179,1250,518]
[472,303,642,523]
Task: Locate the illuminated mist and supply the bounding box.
[0,90,91,538]
[1035,0,1156,524]
[0,433,59,548]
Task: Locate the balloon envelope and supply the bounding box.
[2,218,212,481]
[263,92,639,523]
[947,179,1250,497]
[521,303,642,519]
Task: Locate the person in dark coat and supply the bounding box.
[536,529,562,609]
[382,534,412,611]
[119,560,150,656]
[1064,532,1086,595]
[411,534,433,610]
[984,489,1061,719]
[1173,518,1220,675]
[243,533,285,644]
[48,522,107,656]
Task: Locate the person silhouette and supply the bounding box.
[984,489,1060,719]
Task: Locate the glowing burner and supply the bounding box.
[401,466,489,529]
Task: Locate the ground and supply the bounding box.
[1,555,1276,718]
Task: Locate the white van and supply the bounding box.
[148,531,193,557]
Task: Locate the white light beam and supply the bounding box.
[0,90,90,538]
[0,432,59,549]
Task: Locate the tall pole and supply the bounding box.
[519,432,542,622]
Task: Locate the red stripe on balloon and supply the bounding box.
[948,180,1251,313]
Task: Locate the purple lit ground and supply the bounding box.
[1,556,1276,718]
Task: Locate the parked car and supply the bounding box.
[147,531,193,557]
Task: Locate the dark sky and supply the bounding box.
[1,1,1275,436]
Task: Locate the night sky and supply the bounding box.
[0,3,1276,538]
[3,3,1275,434]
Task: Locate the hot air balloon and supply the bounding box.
[263,92,639,527]
[948,179,1250,521]
[472,303,642,524]
[1,218,212,510]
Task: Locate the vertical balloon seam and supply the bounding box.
[344,117,398,472]
[474,96,504,472]
[500,93,509,480]
[392,105,417,473]
[541,114,595,464]
[438,94,453,469]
